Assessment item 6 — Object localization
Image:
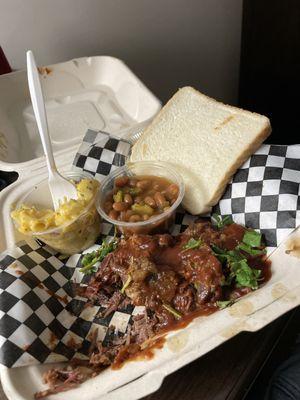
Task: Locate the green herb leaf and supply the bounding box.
[216,300,235,309]
[162,304,182,319]
[211,245,229,263]
[121,275,132,294]
[211,214,233,229]
[82,266,98,275]
[212,245,244,263]
[242,230,262,248]
[237,242,266,256]
[80,237,118,274]
[182,238,203,251]
[231,260,261,290]
[81,252,97,267]
[211,243,226,254]
[212,245,262,290]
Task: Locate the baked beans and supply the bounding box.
[104,175,179,223]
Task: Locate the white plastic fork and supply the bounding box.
[26,50,77,210]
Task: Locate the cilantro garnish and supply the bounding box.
[211,214,233,229]
[211,245,244,264]
[237,230,266,256]
[80,237,118,274]
[182,238,203,251]
[237,242,266,256]
[231,260,261,290]
[242,230,262,247]
[216,300,235,309]
[121,275,132,294]
[211,228,264,291]
[162,304,182,319]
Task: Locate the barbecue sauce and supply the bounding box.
[88,221,271,369]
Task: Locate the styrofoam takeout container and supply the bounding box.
[0,55,161,250]
[0,55,160,176]
[1,56,300,400]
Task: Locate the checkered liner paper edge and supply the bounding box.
[0,129,299,368]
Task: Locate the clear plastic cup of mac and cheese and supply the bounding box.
[11,172,101,255]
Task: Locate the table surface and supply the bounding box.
[0,310,294,400]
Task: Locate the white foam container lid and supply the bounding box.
[1,56,300,400]
[0,55,160,176]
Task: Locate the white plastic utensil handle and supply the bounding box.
[26,50,57,176]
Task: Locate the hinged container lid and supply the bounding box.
[0,56,161,177]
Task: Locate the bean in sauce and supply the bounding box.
[104,175,179,223]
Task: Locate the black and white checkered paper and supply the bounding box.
[72,129,132,181]
[0,238,144,368]
[214,144,300,247]
[0,128,299,368]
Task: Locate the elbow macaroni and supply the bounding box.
[11,179,101,255]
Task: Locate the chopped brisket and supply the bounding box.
[36,219,269,398]
[35,367,86,399]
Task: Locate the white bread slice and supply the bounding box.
[130,86,271,215]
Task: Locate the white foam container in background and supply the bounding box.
[1,56,300,400]
[0,55,161,250]
[0,56,160,176]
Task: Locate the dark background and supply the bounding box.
[239,0,300,144]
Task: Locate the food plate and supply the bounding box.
[1,148,300,399]
[1,69,300,400]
